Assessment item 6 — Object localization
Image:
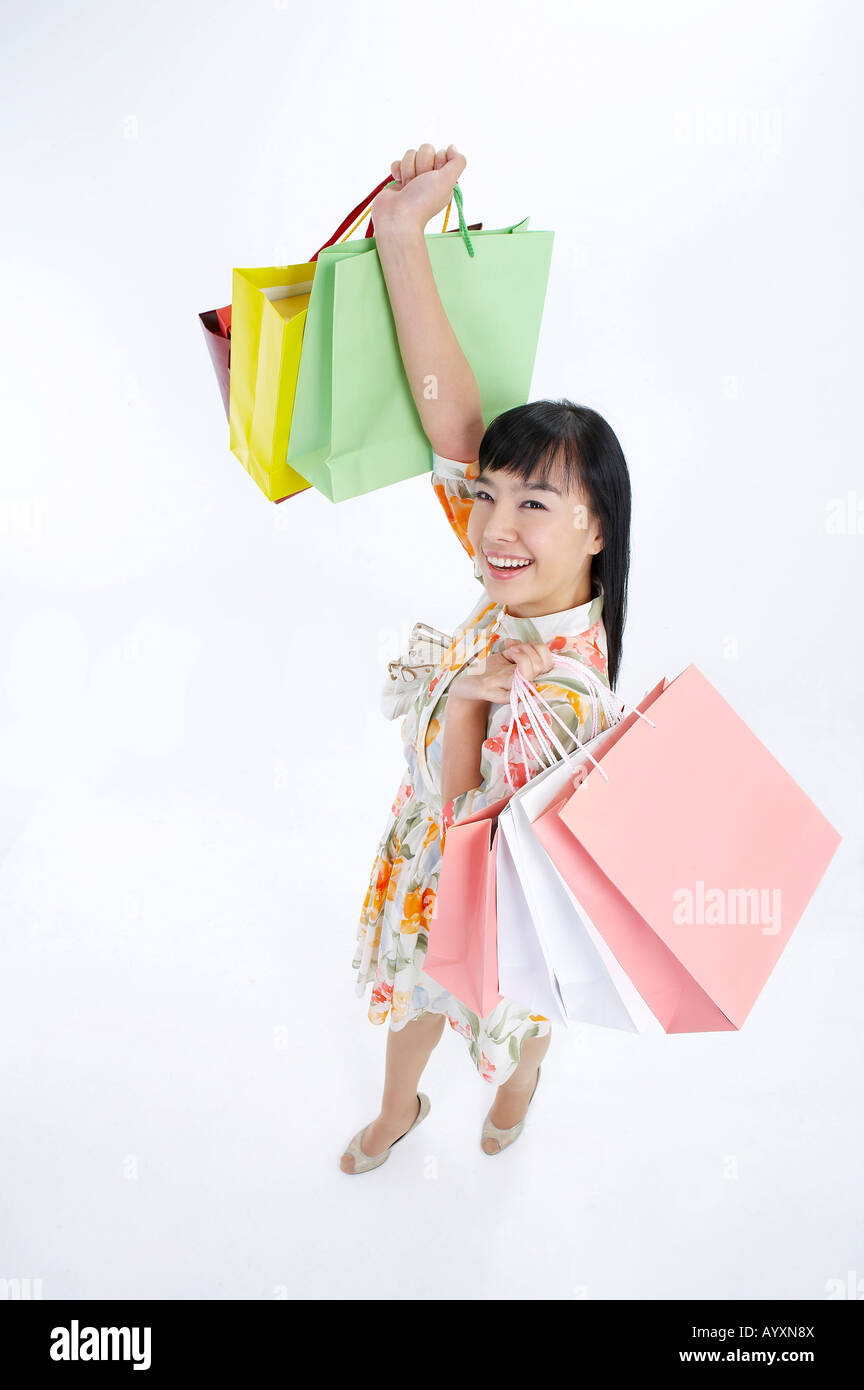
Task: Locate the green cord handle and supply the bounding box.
[451,182,475,258]
[382,178,475,257]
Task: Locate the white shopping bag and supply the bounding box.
[498,742,641,1030]
[493,657,666,1031]
[496,824,562,1019]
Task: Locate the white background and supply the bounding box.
[1,0,861,1300]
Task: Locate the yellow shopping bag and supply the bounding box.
[228,264,315,502]
[226,176,481,503]
[228,175,399,503]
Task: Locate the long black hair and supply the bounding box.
[478,399,631,690]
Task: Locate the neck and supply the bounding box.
[503,578,595,619]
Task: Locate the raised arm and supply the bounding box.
[371,143,485,464]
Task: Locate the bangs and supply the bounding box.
[479,414,585,493]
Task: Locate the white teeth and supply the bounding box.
[487,555,532,568]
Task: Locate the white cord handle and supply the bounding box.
[501,652,656,791]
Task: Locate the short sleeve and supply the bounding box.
[379,667,424,722]
[431,453,483,580]
[379,621,455,722]
[441,671,614,834]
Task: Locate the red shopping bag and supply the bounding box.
[529,664,842,1033]
[199,305,231,421]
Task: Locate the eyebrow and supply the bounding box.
[474,471,563,497]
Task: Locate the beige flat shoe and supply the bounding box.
[340,1092,431,1175]
[481,1065,542,1155]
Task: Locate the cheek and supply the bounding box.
[531,517,588,567]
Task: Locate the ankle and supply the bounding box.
[379,1094,419,1124]
[499,1068,538,1096]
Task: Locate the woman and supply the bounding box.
[343,143,632,1172]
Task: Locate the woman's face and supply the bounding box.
[466,458,603,617]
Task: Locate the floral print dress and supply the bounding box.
[352,453,613,1087]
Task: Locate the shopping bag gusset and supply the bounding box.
[199,305,231,421]
[497,742,642,1031]
[424,793,510,1018]
[495,657,657,1029]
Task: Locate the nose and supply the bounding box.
[483,500,520,544]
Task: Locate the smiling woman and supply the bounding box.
[432,398,631,688]
[341,139,634,1173]
[351,441,618,1097]
[468,450,602,609]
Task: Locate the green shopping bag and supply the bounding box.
[285,183,554,503]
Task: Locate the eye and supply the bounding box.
[470,490,546,511]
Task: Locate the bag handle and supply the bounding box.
[310,174,393,261]
[502,652,656,791]
[310,177,476,262]
[448,182,475,257]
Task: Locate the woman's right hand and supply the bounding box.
[371,142,466,236]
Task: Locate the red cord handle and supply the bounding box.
[309,174,394,261]
[308,175,481,262]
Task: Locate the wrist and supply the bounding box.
[448,677,491,710]
[374,214,428,245]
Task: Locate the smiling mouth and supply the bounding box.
[483,551,535,575]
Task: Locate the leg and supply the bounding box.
[482,1029,551,1154]
[340,1011,446,1173]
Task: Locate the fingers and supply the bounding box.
[391,143,464,187]
[415,142,437,176]
[501,640,554,680]
[500,638,521,663]
[445,143,466,180]
[483,642,553,703]
[537,641,556,675]
[528,640,554,676]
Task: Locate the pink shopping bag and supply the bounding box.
[423,648,649,1019]
[424,792,512,1017]
[530,664,842,1033]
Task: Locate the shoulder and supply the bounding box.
[545,613,609,686]
[430,453,482,569]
